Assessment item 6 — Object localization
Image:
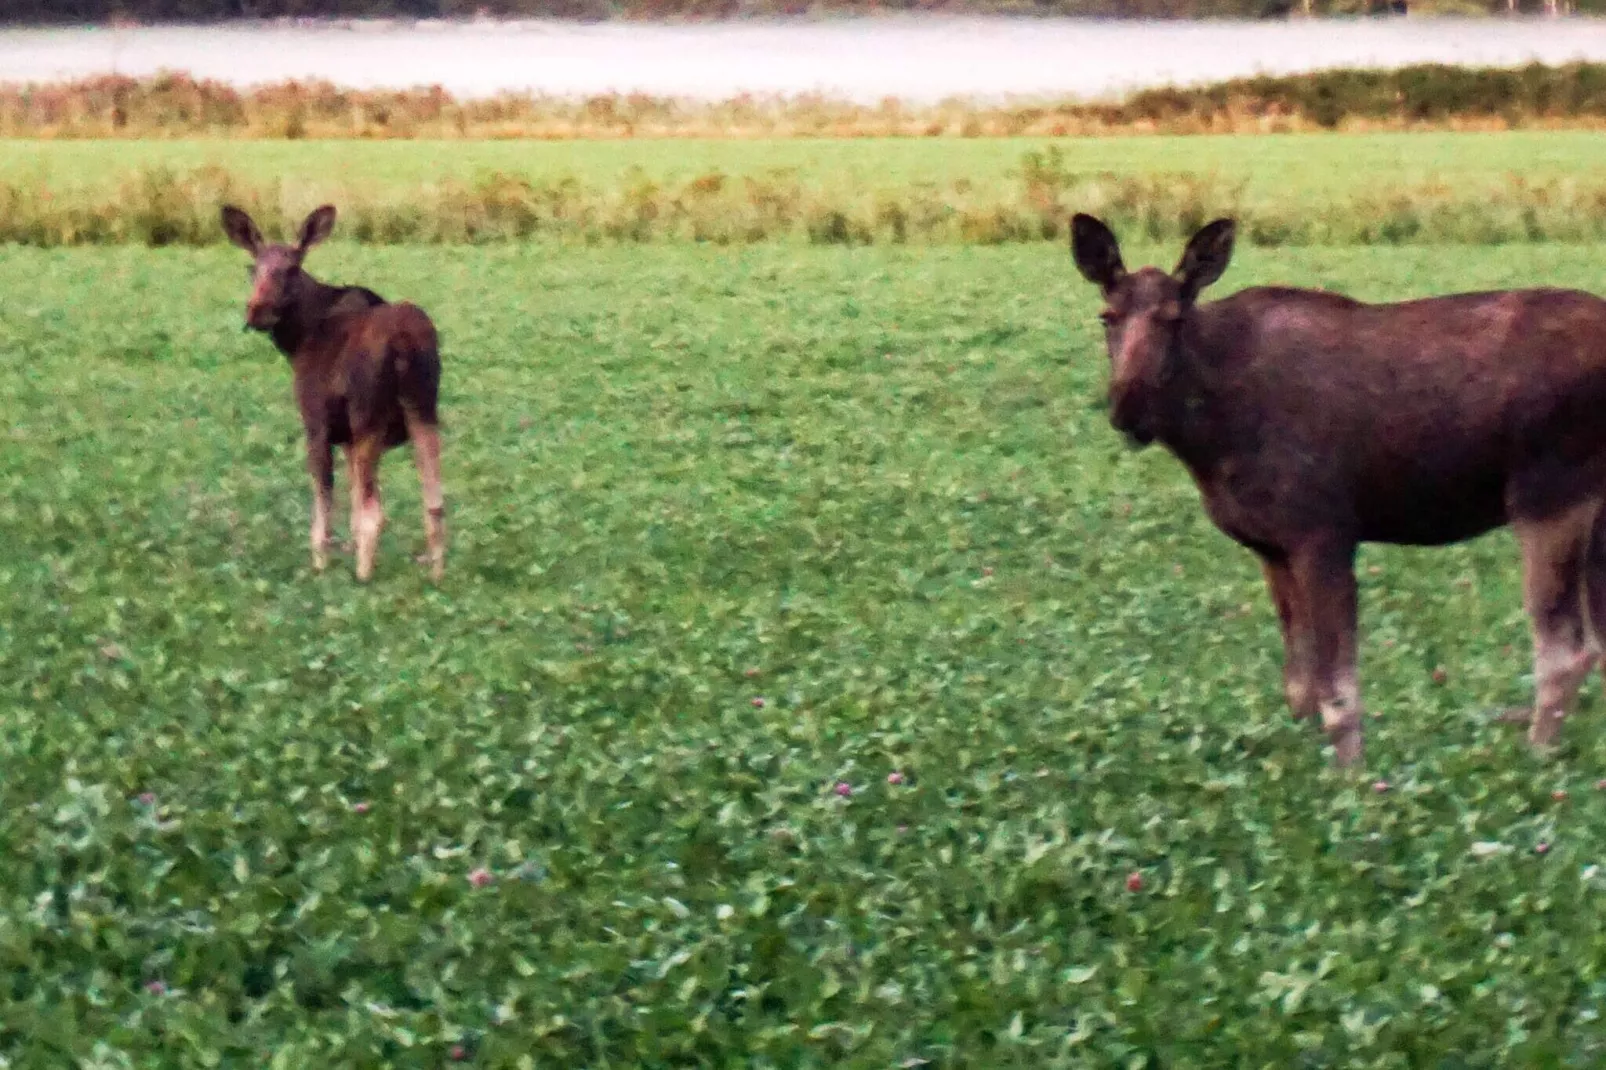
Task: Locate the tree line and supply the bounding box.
[0,0,1597,22]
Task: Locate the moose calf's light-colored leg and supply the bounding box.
[1262,557,1317,722]
[1293,541,1363,767]
[307,436,333,572]
[347,447,360,552]
[1515,504,1598,749]
[404,412,446,583]
[350,436,385,582]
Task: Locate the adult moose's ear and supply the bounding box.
[297,204,337,252]
[220,205,263,256]
[1070,213,1126,294]
[1173,218,1236,304]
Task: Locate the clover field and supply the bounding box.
[5,240,1606,1066]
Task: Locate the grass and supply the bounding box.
[8,132,1606,247]
[6,240,1606,1065]
[10,129,1606,198]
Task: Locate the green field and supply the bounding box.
[8,130,1606,252]
[8,129,1606,200]
[6,238,1606,1065]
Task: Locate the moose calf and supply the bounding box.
[223,204,445,583]
[1071,212,1606,766]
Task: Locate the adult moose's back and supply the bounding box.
[1069,212,1606,766]
[222,204,445,583]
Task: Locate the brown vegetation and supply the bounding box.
[4,64,1606,140]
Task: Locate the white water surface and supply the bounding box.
[2,16,1603,103]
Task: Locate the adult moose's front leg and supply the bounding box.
[1260,554,1317,723]
[1290,538,1363,766]
[1515,503,1598,750]
[306,432,334,572]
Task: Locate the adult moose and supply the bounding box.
[222,204,445,583]
[1070,212,1606,767]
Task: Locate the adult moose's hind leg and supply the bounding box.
[307,432,334,572]
[1291,538,1364,766]
[403,408,446,583]
[1582,502,1606,683]
[349,433,386,582]
[1515,503,1599,750]
[1261,554,1317,723]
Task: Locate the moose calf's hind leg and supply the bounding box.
[346,447,360,555]
[1516,507,1598,750]
[404,412,446,583]
[350,437,386,582]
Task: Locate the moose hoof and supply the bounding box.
[1329,727,1364,769]
[411,552,445,583]
[1493,706,1533,726]
[1526,710,1566,751]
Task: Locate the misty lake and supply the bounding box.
[1,16,1604,102]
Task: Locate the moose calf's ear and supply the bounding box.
[298,205,338,251]
[1070,213,1126,294]
[220,205,263,255]
[1174,218,1236,304]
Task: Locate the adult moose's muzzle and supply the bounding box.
[244,301,279,332]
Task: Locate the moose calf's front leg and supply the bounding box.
[307,434,334,572]
[1293,541,1364,767]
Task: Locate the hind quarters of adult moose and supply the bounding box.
[221,203,446,584]
[1070,211,1606,769]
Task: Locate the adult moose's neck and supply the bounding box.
[267,271,352,359]
[1147,306,1238,479]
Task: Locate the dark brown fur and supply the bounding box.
[1071,212,1606,765]
[222,204,445,583]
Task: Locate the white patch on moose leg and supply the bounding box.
[1261,561,1316,722]
[405,416,446,583]
[347,449,360,549]
[355,493,384,582]
[1287,675,1317,723]
[1320,669,1363,767]
[426,506,445,583]
[310,492,329,571]
[1529,640,1595,748]
[1514,504,1598,749]
[1515,503,1598,748]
